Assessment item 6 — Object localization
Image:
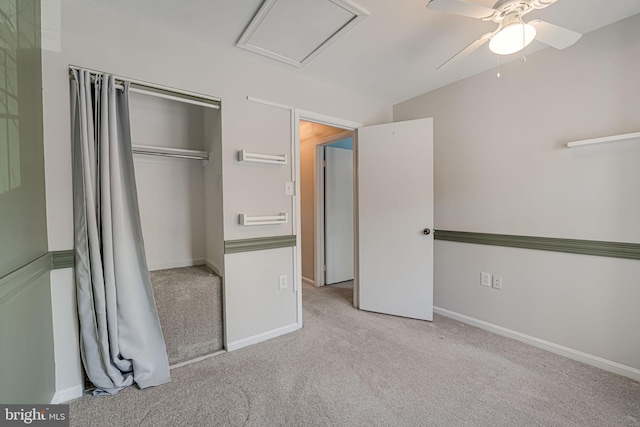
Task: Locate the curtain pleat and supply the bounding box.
[72,69,170,395]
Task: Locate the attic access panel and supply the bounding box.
[237,0,368,67]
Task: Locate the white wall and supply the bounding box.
[226,101,294,240]
[134,156,206,270]
[49,269,83,403]
[42,0,391,397]
[129,93,207,151]
[42,1,391,250]
[130,92,209,270]
[225,247,297,350]
[394,14,640,376]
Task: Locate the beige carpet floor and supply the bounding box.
[327,280,353,290]
[69,283,640,426]
[150,265,223,365]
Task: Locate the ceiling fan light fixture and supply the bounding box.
[489,22,536,55]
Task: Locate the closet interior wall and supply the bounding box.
[131,93,206,269]
[129,91,224,364]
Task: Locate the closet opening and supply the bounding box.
[129,87,225,367]
[299,120,355,294]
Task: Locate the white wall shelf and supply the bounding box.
[566,131,640,148]
[238,149,287,165]
[239,213,288,226]
[132,144,210,161]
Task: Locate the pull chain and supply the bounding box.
[497,54,501,78]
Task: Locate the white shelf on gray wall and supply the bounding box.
[238,213,288,226]
[566,131,640,148]
[238,149,287,164]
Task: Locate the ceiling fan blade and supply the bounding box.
[426,0,498,20]
[529,19,582,50]
[437,32,493,70]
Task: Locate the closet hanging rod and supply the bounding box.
[132,145,210,161]
[68,65,221,110]
[129,87,220,110]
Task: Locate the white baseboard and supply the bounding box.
[227,323,298,352]
[51,384,84,404]
[170,350,226,370]
[205,260,222,277]
[302,276,315,286]
[148,259,206,271]
[434,306,640,383]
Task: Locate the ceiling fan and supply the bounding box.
[426,0,582,70]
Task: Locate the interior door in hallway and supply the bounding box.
[324,145,354,285]
[357,118,434,320]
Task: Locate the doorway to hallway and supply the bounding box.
[299,120,355,290]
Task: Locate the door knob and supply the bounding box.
[423,228,431,236]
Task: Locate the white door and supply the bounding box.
[324,146,354,285]
[357,118,433,320]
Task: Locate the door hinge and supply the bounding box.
[322,160,327,167]
[323,265,327,272]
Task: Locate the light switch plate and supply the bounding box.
[285,181,295,196]
[279,275,288,290]
[481,272,491,287]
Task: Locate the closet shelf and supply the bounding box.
[239,213,288,226]
[132,145,210,161]
[238,149,287,165]
[566,131,640,148]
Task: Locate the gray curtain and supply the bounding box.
[71,69,170,395]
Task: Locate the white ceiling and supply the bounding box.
[237,0,367,66]
[69,0,640,105]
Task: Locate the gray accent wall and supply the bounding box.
[0,0,48,275]
[0,0,56,403]
[394,14,640,373]
[0,271,54,403]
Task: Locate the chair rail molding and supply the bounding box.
[435,230,640,260]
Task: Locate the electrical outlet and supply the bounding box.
[279,275,288,290]
[480,272,492,287]
[492,275,502,290]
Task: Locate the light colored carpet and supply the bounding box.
[69,283,640,426]
[150,265,223,365]
[327,280,353,289]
